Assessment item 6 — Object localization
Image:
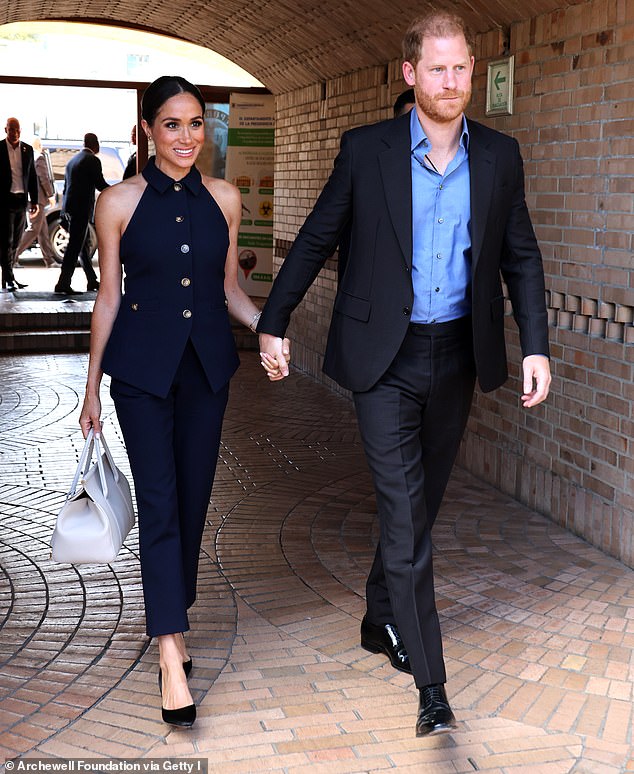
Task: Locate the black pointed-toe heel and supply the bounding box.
[183,658,193,678]
[158,668,196,727]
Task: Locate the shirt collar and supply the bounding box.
[410,108,469,152]
[142,155,203,195]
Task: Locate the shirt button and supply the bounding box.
[403,306,410,315]
[435,287,440,293]
[183,309,192,319]
[439,184,443,190]
[130,303,138,311]
[438,217,444,223]
[436,253,442,259]
[181,277,191,287]
[174,182,182,192]
[176,216,184,223]
[181,244,190,253]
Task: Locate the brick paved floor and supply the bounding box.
[1,342,633,772]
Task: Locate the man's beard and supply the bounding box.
[414,85,471,123]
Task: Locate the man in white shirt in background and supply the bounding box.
[17,137,57,267]
[0,117,38,290]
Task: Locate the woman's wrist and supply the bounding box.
[84,380,102,398]
[248,311,261,332]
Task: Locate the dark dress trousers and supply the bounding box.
[102,157,239,637]
[0,139,38,286]
[259,113,549,687]
[58,148,109,287]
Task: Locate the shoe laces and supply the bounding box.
[421,684,448,707]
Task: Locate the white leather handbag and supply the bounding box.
[51,429,135,564]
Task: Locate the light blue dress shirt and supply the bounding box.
[410,108,472,323]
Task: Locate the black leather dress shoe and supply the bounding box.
[416,684,457,736]
[87,281,99,291]
[158,668,196,727]
[54,285,81,295]
[11,280,27,289]
[360,617,412,674]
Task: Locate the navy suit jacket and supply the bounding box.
[0,139,38,206]
[62,148,108,217]
[259,113,549,394]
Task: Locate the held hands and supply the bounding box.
[259,334,291,381]
[521,355,551,408]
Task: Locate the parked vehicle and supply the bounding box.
[41,140,128,262]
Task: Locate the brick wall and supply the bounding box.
[272,1,634,565]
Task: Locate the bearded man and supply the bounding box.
[258,11,551,735]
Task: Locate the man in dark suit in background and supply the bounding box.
[0,117,38,290]
[258,11,551,736]
[122,124,137,180]
[55,132,109,294]
[393,87,415,118]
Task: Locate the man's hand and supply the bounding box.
[28,204,39,217]
[259,333,291,381]
[521,355,551,408]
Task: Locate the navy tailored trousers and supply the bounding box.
[110,340,229,637]
[353,317,475,688]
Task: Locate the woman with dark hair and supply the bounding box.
[79,75,286,727]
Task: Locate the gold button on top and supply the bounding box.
[182,309,192,319]
[173,182,182,192]
[181,244,190,253]
[181,278,191,287]
[175,216,184,222]
[131,303,138,311]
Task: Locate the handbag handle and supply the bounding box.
[96,431,121,485]
[93,434,109,499]
[67,426,120,500]
[67,429,95,499]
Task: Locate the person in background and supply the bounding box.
[55,132,108,294]
[17,137,57,267]
[79,75,271,728]
[393,87,415,117]
[257,10,551,737]
[122,125,137,180]
[0,117,38,290]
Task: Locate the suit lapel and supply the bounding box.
[377,116,496,270]
[468,120,495,271]
[378,115,412,267]
[0,139,9,185]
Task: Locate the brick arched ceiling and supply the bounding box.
[4,0,572,93]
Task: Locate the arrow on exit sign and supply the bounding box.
[494,71,506,90]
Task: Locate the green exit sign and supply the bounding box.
[486,55,514,116]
